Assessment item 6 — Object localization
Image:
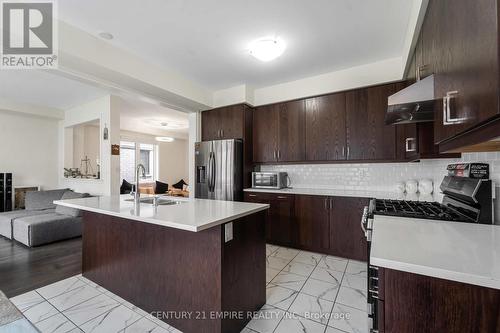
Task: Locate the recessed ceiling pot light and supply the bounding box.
[249,37,286,62]
[98,32,114,40]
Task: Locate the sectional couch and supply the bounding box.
[0,189,88,247]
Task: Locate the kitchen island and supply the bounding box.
[55,195,269,333]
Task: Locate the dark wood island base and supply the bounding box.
[82,211,266,333]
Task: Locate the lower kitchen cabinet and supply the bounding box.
[379,268,500,333]
[244,192,295,246]
[294,195,330,253]
[330,197,369,261]
[244,192,368,260]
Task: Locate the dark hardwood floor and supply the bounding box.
[0,236,82,298]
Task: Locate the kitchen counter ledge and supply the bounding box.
[55,195,269,232]
[371,215,500,290]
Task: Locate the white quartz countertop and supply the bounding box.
[54,195,269,232]
[244,187,434,201]
[370,215,500,290]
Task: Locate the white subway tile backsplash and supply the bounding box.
[261,153,500,223]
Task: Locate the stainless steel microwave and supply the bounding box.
[252,172,289,189]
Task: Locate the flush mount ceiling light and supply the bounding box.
[155,137,175,142]
[98,32,114,40]
[249,37,286,62]
[144,119,189,130]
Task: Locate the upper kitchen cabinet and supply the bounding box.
[433,0,499,143]
[396,122,461,161]
[201,104,252,141]
[305,93,347,161]
[277,100,306,162]
[253,100,305,163]
[412,0,500,151]
[253,104,279,163]
[346,83,397,161]
[201,104,254,188]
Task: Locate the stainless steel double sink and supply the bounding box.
[124,197,185,206]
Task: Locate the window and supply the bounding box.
[139,144,155,181]
[120,141,157,183]
[120,141,136,183]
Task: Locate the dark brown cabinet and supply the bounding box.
[380,268,500,333]
[253,100,305,163]
[330,197,369,261]
[305,93,347,161]
[201,104,248,141]
[244,192,295,246]
[253,104,279,163]
[396,123,461,161]
[346,83,398,161]
[294,195,330,252]
[408,0,500,152]
[396,123,419,161]
[277,100,306,162]
[201,104,254,188]
[246,192,368,259]
[431,0,499,144]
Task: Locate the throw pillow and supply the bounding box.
[120,179,134,194]
[172,179,187,190]
[155,181,169,194]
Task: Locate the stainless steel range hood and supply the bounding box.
[385,74,436,125]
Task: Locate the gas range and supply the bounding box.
[363,163,494,333]
[372,199,475,222]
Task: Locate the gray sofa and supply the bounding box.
[0,189,88,247]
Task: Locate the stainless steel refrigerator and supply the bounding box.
[195,139,243,201]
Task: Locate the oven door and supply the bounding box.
[363,200,378,332]
[368,265,380,332]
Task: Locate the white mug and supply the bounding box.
[405,180,418,194]
[418,179,434,195]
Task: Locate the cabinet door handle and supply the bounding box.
[273,150,277,160]
[324,198,329,210]
[415,64,428,81]
[277,150,281,160]
[442,91,466,125]
[329,198,333,210]
[405,138,417,152]
[221,129,224,138]
[347,146,350,159]
[342,146,345,157]
[276,196,287,199]
[248,194,257,197]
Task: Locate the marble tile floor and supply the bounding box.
[9,244,368,333]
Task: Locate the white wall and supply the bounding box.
[253,57,403,106]
[188,112,200,197]
[158,139,189,186]
[262,152,500,224]
[59,95,120,196]
[0,111,59,190]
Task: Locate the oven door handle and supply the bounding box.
[361,206,368,235]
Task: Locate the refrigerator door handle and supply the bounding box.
[210,151,216,192]
[207,151,213,192]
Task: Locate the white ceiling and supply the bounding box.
[0,70,106,110]
[117,97,189,139]
[0,70,189,138]
[59,0,416,90]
